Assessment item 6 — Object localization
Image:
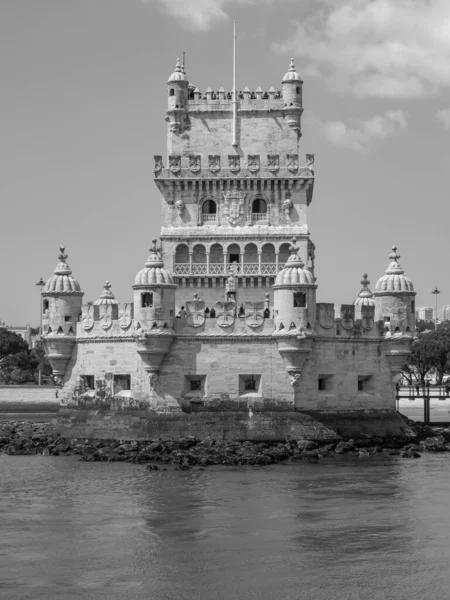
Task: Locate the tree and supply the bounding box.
[0,350,39,384]
[408,329,450,384]
[0,328,29,359]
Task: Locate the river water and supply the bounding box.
[1,455,449,600]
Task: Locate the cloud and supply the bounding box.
[306,110,408,152]
[275,0,450,99]
[436,109,450,129]
[152,0,259,31]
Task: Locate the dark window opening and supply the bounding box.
[252,198,267,214]
[190,379,202,391]
[169,88,175,97]
[244,376,257,391]
[296,86,300,94]
[185,375,206,397]
[411,300,415,312]
[43,300,49,312]
[83,375,95,389]
[293,292,306,308]
[64,316,71,322]
[318,378,326,391]
[358,379,364,391]
[141,292,153,308]
[202,200,217,214]
[384,316,391,322]
[114,374,131,393]
[229,253,240,264]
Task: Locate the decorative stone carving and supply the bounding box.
[148,371,159,391]
[119,303,133,330]
[223,191,246,226]
[340,305,355,330]
[245,302,264,328]
[306,153,315,172]
[276,338,313,384]
[169,155,181,173]
[317,303,335,329]
[248,155,260,173]
[100,306,113,331]
[215,300,236,327]
[153,155,163,173]
[287,154,299,173]
[82,304,94,331]
[267,154,279,173]
[283,197,293,219]
[175,198,185,216]
[189,155,201,173]
[186,293,206,327]
[361,305,375,331]
[209,155,220,173]
[228,155,240,173]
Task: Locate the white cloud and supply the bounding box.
[436,109,450,130]
[151,0,259,31]
[275,0,450,99]
[306,110,408,152]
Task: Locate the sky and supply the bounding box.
[1,0,449,326]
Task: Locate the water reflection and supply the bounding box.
[1,456,450,600]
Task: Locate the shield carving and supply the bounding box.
[119,303,132,330]
[169,155,181,173]
[82,304,94,331]
[215,301,236,327]
[186,294,206,327]
[245,302,264,328]
[287,154,299,173]
[361,305,375,331]
[153,155,163,173]
[228,155,240,173]
[248,155,260,173]
[306,153,315,172]
[223,191,245,225]
[340,305,355,330]
[267,154,279,173]
[189,155,201,173]
[100,306,113,331]
[209,155,220,173]
[317,303,334,329]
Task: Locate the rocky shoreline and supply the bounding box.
[2,419,450,468]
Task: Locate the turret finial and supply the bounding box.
[58,246,68,262]
[289,58,295,72]
[149,239,160,255]
[389,245,400,261]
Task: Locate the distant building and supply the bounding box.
[442,306,450,322]
[415,306,433,322]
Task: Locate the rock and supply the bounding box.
[402,450,421,459]
[334,440,355,454]
[146,464,159,471]
[297,440,318,451]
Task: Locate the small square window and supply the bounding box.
[141,293,153,308]
[358,375,372,392]
[293,292,306,308]
[83,375,95,389]
[185,375,206,397]
[43,300,49,312]
[114,374,131,393]
[358,379,364,391]
[239,374,261,396]
[318,378,326,391]
[64,316,71,322]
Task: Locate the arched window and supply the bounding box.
[174,244,189,275]
[252,198,267,223]
[169,88,175,97]
[202,199,217,222]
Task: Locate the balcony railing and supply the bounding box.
[252,213,268,223]
[202,214,217,222]
[174,263,284,276]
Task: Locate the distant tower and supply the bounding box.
[41,246,83,384]
[354,273,375,319]
[93,281,118,328]
[374,246,416,334]
[282,59,303,135]
[273,239,317,332]
[166,58,189,136]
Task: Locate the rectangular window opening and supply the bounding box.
[83,375,95,389]
[358,375,372,392]
[318,378,326,391]
[293,292,306,308]
[43,300,49,312]
[239,374,262,396]
[185,375,206,398]
[141,292,153,308]
[114,374,131,393]
[64,316,71,322]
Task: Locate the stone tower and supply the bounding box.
[154,58,315,314]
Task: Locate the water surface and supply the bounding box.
[1,455,449,599]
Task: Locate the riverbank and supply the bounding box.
[2,419,450,467]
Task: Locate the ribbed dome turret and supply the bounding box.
[94,281,118,306]
[43,246,82,294]
[354,274,375,307]
[134,240,175,287]
[374,246,414,294]
[168,58,188,83]
[275,240,315,286]
[282,58,302,83]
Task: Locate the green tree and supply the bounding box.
[0,328,29,359]
[408,330,450,384]
[0,350,39,384]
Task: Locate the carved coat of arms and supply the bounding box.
[223,191,245,225]
[287,154,299,173]
[153,155,163,174]
[228,155,240,173]
[267,154,279,173]
[361,305,375,331]
[119,303,133,330]
[306,153,315,172]
[248,155,260,173]
[186,294,206,328]
[82,304,94,331]
[100,306,113,331]
[209,155,220,173]
[340,305,355,330]
[169,155,181,174]
[317,303,334,329]
[245,302,264,328]
[215,301,236,327]
[189,155,201,173]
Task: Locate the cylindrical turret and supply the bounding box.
[166,58,189,136]
[282,58,303,107]
[374,246,416,335]
[273,240,317,332]
[354,273,375,320]
[133,239,177,331]
[41,246,83,384]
